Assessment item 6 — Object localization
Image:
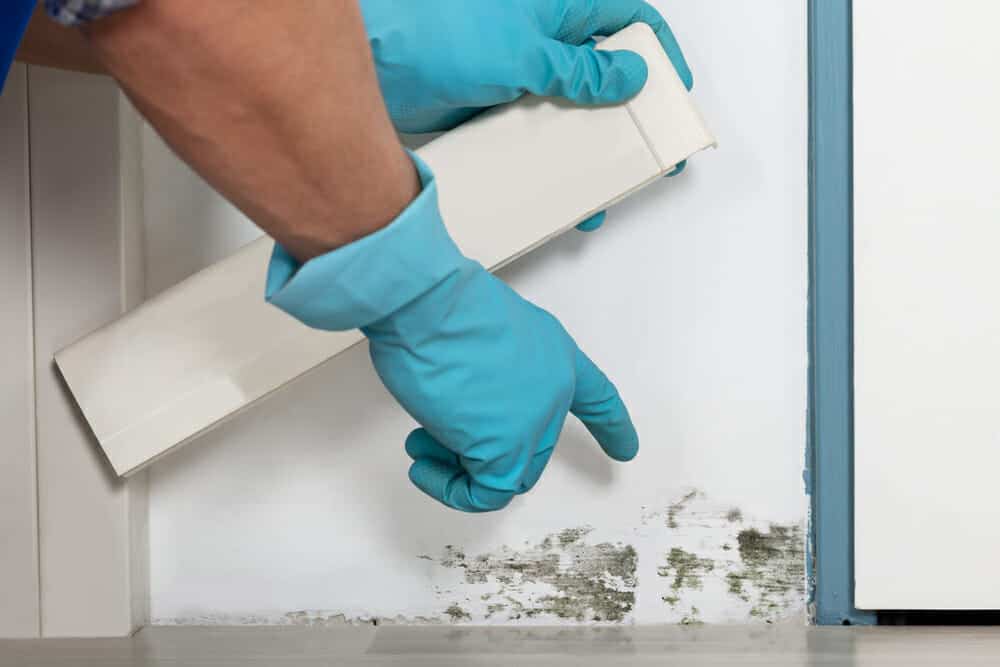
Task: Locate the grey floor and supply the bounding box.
[4,624,1000,666]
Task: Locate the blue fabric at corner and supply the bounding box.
[1,0,36,91]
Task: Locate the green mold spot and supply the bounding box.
[444,604,471,622]
[557,527,590,547]
[666,490,699,529]
[485,603,507,618]
[440,546,466,569]
[434,527,637,623]
[657,547,715,610]
[725,523,805,622]
[737,527,783,565]
[726,571,745,597]
[726,508,744,523]
[680,606,703,625]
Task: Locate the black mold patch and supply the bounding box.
[433,527,637,622]
[727,524,805,621]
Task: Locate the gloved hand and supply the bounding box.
[360,0,692,133]
[266,155,638,512]
[360,0,693,233]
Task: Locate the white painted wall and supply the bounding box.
[143,1,808,625]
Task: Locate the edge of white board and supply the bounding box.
[55,23,717,477]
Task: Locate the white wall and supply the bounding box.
[143,1,808,625]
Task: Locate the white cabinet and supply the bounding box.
[854,1,1000,609]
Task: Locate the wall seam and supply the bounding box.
[24,64,43,637]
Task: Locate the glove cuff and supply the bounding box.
[265,152,466,331]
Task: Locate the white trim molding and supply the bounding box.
[0,63,40,640]
[27,66,148,638]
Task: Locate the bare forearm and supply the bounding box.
[15,3,105,74]
[84,0,419,262]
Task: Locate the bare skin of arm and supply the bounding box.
[23,0,419,262]
[15,4,105,74]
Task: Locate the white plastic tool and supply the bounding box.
[56,24,716,476]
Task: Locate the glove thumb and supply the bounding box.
[536,40,649,105]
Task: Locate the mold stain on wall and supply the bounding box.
[151,491,804,627]
[431,527,638,623]
[154,610,448,627]
[659,548,714,610]
[658,547,715,625]
[666,491,699,529]
[727,524,805,620]
[651,490,805,624]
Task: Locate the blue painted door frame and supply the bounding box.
[807,0,876,625]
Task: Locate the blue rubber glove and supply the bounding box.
[574,161,686,232]
[361,0,692,133]
[266,155,638,512]
[360,0,694,233]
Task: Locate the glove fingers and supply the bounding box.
[405,428,460,466]
[407,430,517,512]
[264,243,301,301]
[576,211,607,232]
[409,458,517,512]
[518,445,556,493]
[538,40,648,105]
[577,162,682,230]
[630,2,694,91]
[570,348,639,462]
[553,1,693,91]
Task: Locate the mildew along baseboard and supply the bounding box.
[152,491,806,627]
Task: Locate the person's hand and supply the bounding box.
[267,155,638,511]
[361,0,693,233]
[360,0,693,134]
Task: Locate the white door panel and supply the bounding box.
[854,1,1000,609]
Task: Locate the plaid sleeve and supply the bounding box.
[45,0,141,26]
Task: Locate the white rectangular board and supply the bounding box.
[0,65,40,639]
[28,67,149,637]
[854,1,1000,609]
[56,24,716,478]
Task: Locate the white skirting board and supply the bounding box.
[28,67,148,637]
[0,65,40,639]
[55,24,717,478]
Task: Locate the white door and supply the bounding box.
[854,1,1000,609]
